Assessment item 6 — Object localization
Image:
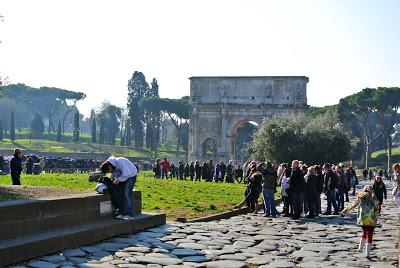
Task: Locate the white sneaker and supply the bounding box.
[115,215,123,219]
[122,215,133,220]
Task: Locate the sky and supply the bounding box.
[0,0,399,117]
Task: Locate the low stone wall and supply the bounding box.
[0,190,166,266]
[0,191,141,241]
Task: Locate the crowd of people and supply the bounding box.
[153,157,244,182]
[152,157,399,258]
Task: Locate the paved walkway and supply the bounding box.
[16,181,399,268]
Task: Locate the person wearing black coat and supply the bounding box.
[304,166,318,217]
[220,162,227,182]
[235,164,244,183]
[10,148,23,185]
[314,165,324,214]
[194,160,202,181]
[247,164,263,213]
[202,162,210,182]
[178,162,184,180]
[189,162,195,181]
[323,163,339,215]
[289,160,304,220]
[373,176,387,215]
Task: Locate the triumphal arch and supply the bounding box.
[188,76,309,162]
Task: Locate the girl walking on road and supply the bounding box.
[342,185,379,258]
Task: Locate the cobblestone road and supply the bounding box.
[17,181,399,268]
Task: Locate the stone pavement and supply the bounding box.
[15,181,399,268]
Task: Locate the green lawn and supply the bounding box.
[0,172,250,220]
[0,139,184,159]
[371,147,400,159]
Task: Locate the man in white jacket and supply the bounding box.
[100,156,138,220]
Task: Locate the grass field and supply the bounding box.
[0,172,251,220]
[0,138,184,159]
[371,147,400,159]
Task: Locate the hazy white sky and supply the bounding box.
[1,0,399,116]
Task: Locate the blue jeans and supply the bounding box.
[120,176,137,216]
[262,188,277,216]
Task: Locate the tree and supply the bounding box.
[250,113,356,164]
[372,87,400,171]
[10,112,15,141]
[31,113,45,137]
[73,110,80,142]
[97,102,122,145]
[0,120,3,141]
[91,118,97,143]
[145,78,161,150]
[140,96,190,158]
[338,88,380,169]
[126,119,131,146]
[99,116,105,145]
[127,71,149,148]
[4,84,85,134]
[56,120,62,142]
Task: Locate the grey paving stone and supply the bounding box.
[27,261,58,268]
[63,248,87,257]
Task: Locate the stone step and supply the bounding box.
[0,213,166,266]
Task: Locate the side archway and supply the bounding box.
[202,138,218,160]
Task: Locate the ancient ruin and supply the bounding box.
[188,76,309,162]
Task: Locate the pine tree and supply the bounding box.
[91,118,97,143]
[145,78,161,150]
[56,120,62,142]
[73,110,80,142]
[31,113,45,137]
[10,112,15,141]
[99,117,105,145]
[126,119,131,146]
[127,71,149,148]
[0,120,3,141]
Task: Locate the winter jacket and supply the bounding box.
[342,191,379,227]
[189,164,195,176]
[260,167,277,190]
[373,182,387,202]
[107,156,137,182]
[290,168,304,193]
[248,171,262,193]
[226,164,235,176]
[195,164,202,176]
[315,172,324,194]
[10,155,22,178]
[324,170,338,192]
[304,174,317,196]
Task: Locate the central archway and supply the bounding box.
[231,120,259,163]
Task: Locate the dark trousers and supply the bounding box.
[102,177,122,212]
[247,190,260,212]
[344,189,349,202]
[282,195,290,215]
[195,173,201,181]
[11,174,21,185]
[161,169,168,179]
[291,192,303,219]
[326,189,339,213]
[338,188,345,211]
[306,193,317,216]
